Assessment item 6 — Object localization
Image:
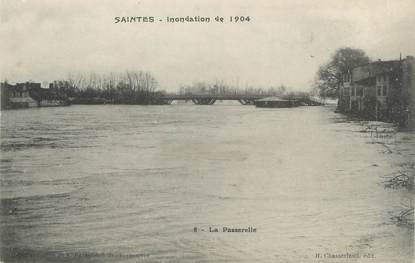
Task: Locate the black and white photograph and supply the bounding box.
[0,0,414,262]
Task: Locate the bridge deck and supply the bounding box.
[161,94,264,100]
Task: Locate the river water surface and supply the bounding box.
[0,104,414,262]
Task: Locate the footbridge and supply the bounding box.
[160,94,266,105]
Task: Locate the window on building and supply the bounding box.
[377,86,382,96]
[344,74,351,83]
[382,85,387,96]
[357,87,363,97]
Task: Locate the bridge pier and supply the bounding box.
[191,98,216,105]
[238,99,255,105]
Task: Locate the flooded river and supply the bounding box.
[1,104,414,262]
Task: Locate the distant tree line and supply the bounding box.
[51,71,165,104]
[178,81,289,97]
[3,71,316,106]
[178,81,315,102]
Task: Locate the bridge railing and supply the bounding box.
[161,93,267,100]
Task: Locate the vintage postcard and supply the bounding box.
[0,0,414,262]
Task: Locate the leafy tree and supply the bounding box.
[315,47,370,98]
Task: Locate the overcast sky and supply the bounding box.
[1,0,414,91]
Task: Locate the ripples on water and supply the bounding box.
[0,104,414,262]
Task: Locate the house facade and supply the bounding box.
[0,82,40,109]
[338,56,415,129]
[1,82,70,110]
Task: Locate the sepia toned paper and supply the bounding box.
[1,1,414,262]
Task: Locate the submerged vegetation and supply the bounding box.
[383,165,414,191]
[360,122,415,229]
[392,207,414,228]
